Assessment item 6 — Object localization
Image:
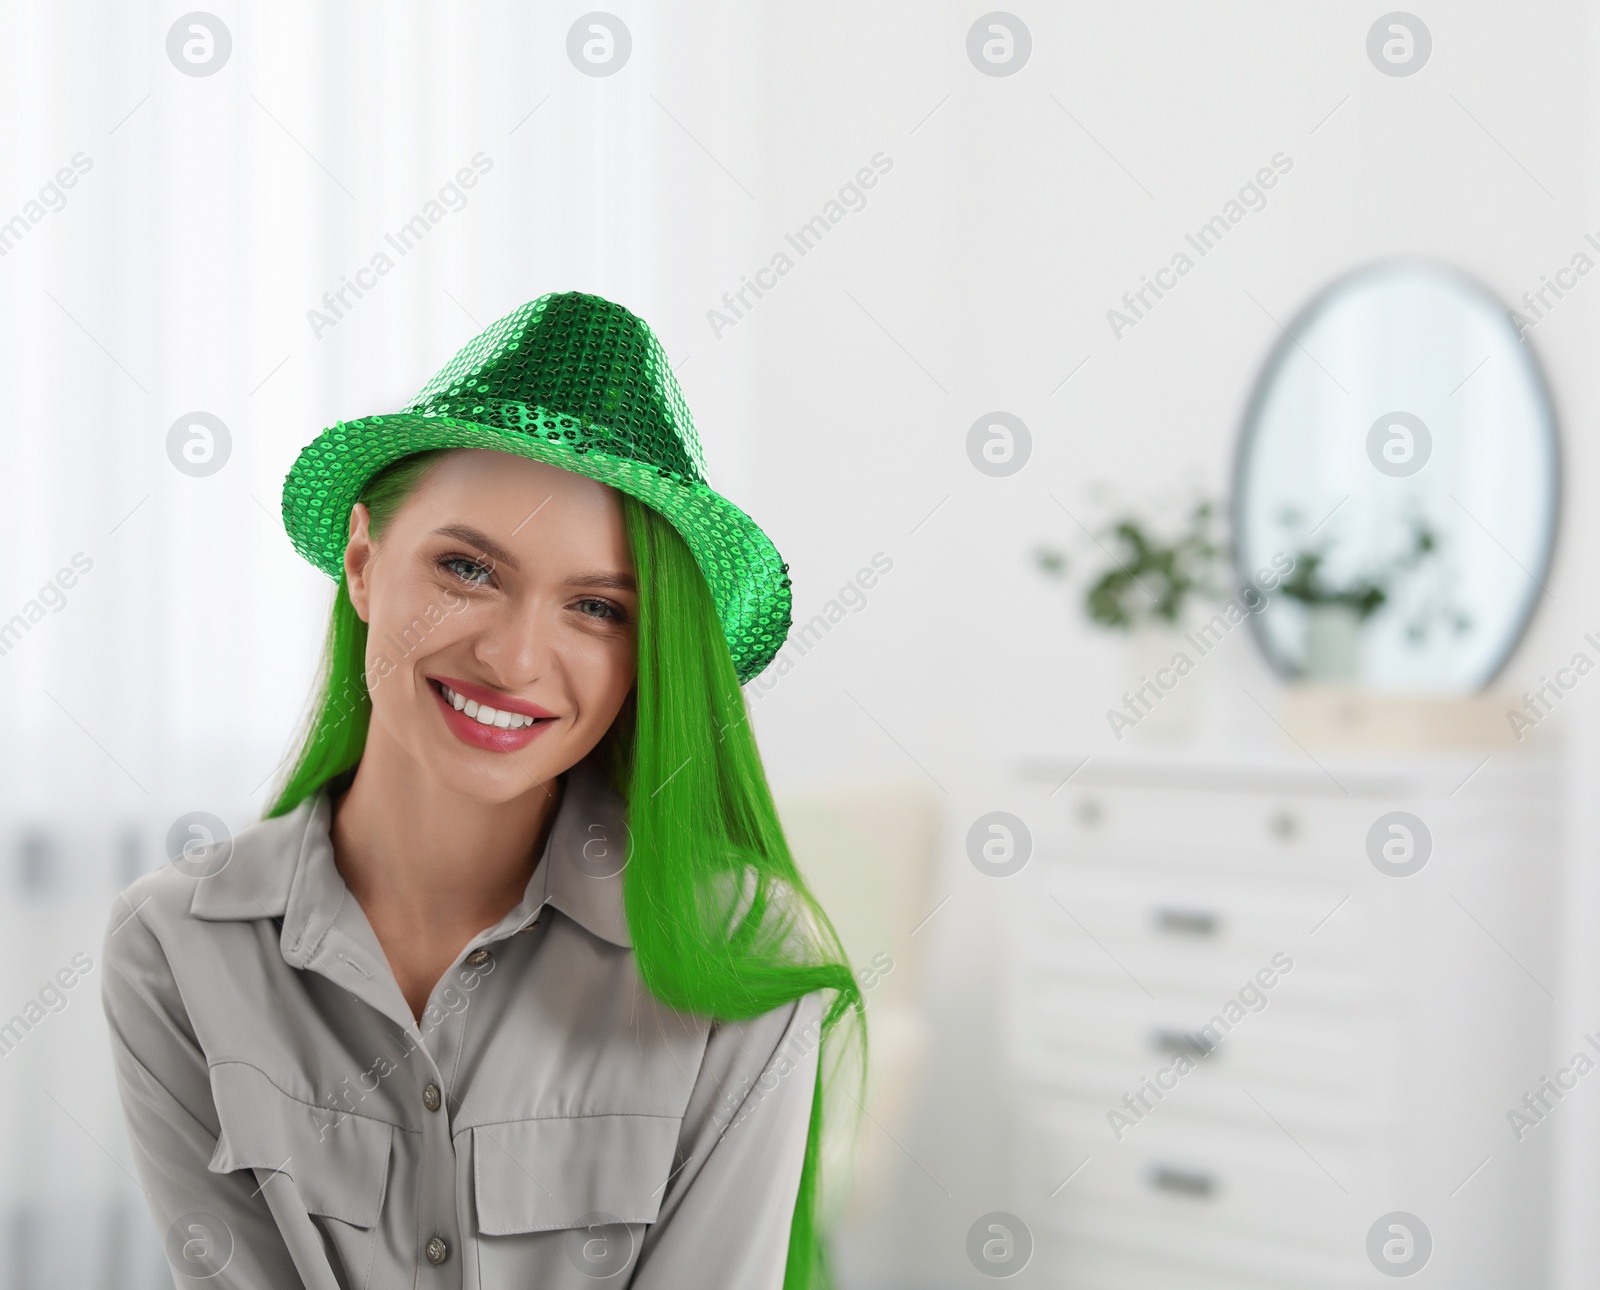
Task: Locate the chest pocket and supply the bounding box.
[472,1113,682,1234]
[206,1060,393,1229]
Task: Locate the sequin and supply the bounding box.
[281,292,791,684]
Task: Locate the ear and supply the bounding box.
[344,502,376,623]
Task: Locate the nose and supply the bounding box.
[471,595,555,688]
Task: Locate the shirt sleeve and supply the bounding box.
[630,988,826,1290]
[99,891,323,1290]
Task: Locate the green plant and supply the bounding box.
[1275,514,1467,643]
[1036,497,1225,631]
[1273,548,1389,620]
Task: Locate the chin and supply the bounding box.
[428,739,580,804]
[428,760,546,806]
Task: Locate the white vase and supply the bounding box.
[1303,604,1362,681]
[1120,623,1201,741]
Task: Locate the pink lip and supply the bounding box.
[427,676,557,753]
[430,675,555,719]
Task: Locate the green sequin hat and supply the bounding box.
[281,291,791,684]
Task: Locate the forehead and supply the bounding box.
[396,450,631,564]
[417,448,611,498]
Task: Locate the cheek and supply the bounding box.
[565,634,637,716]
[361,633,406,714]
[364,580,477,704]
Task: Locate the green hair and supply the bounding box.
[266,450,866,1288]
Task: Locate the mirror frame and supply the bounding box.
[1229,257,1563,690]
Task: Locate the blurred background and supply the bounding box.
[1,1,1596,1285]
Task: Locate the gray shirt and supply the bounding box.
[100,753,823,1289]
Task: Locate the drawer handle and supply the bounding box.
[1147,1165,1216,1199]
[1154,907,1219,936]
[1151,1028,1217,1059]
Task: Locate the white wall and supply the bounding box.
[730,2,1600,1285]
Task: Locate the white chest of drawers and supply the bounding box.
[998,748,1561,1288]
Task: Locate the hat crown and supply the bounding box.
[404,291,707,483]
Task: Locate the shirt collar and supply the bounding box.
[189,752,634,954]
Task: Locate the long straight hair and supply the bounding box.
[266,451,865,1288]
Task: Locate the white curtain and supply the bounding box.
[0,4,764,1283]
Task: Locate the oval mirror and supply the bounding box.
[1232,260,1560,691]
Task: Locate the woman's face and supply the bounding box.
[343,448,638,805]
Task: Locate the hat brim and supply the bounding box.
[281,412,791,685]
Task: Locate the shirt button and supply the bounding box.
[422,1083,441,1112]
[465,948,492,967]
[425,1236,449,1265]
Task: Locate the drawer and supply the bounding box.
[1020,858,1369,966]
[1009,1047,1380,1141]
[1039,1240,1363,1290]
[1006,929,1376,1012]
[1025,1112,1372,1269]
[1007,990,1388,1102]
[1038,1196,1369,1289]
[1039,827,1357,883]
[1044,784,1379,861]
[1033,782,1557,881]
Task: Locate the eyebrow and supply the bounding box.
[432,524,637,592]
[566,571,639,593]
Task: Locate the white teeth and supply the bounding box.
[439,683,541,730]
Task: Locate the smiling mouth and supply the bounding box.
[430,679,554,731]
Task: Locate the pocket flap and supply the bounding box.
[473,1114,681,1234]
[206,1061,392,1228]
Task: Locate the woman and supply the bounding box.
[100,291,864,1289]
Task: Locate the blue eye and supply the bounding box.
[576,597,626,623]
[441,555,493,585]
